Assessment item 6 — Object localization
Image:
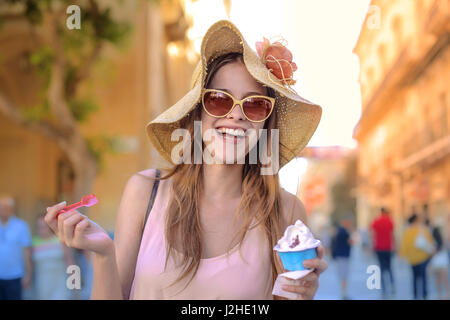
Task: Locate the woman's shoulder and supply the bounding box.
[122,169,164,203]
[279,187,307,228]
[279,187,294,207]
[116,169,166,229]
[134,168,159,180]
[130,168,166,187]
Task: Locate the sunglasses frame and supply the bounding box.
[201,89,275,123]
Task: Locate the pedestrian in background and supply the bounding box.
[360,228,371,254]
[399,213,434,300]
[73,248,93,299]
[319,224,333,258]
[31,214,75,299]
[422,204,434,270]
[331,216,353,300]
[428,221,449,300]
[0,195,33,300]
[370,207,396,297]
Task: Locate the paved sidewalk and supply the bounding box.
[315,245,448,300]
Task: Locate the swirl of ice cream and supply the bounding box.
[275,219,321,251]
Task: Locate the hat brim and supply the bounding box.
[146,20,322,169]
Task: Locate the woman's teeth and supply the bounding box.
[216,127,246,137]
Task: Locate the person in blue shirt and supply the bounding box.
[331,216,353,300]
[0,195,33,300]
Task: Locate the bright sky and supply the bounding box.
[186,0,371,149]
[185,0,372,193]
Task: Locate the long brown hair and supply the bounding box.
[154,52,286,294]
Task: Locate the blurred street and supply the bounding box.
[316,244,449,300]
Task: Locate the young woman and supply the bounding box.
[44,20,327,300]
[429,224,449,300]
[400,213,434,299]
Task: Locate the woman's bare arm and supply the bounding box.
[45,170,157,299]
[113,169,157,299]
[45,201,121,299]
[90,245,123,299]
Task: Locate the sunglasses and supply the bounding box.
[201,89,275,122]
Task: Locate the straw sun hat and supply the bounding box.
[146,20,322,170]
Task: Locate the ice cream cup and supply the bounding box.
[275,245,319,271]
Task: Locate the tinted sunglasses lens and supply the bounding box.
[203,91,233,116]
[243,98,273,121]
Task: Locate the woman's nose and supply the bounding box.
[226,102,245,120]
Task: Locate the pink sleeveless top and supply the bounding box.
[129,177,274,299]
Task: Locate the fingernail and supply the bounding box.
[303,261,311,268]
[58,201,67,206]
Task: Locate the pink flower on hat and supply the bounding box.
[255,37,298,85]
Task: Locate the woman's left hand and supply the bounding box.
[281,245,328,300]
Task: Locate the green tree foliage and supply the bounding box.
[1,0,132,169]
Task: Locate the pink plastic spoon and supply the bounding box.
[56,194,98,218]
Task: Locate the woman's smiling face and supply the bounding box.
[201,59,269,164]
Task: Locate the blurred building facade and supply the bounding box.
[0,0,197,230]
[353,0,449,238]
[298,146,356,237]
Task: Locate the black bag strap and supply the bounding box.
[142,169,160,233]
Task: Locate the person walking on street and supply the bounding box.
[370,207,395,297]
[428,222,449,300]
[400,213,434,300]
[331,217,353,300]
[423,204,434,270]
[0,195,33,300]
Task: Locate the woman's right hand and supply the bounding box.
[45,201,114,256]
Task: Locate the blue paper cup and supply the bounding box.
[277,247,318,271]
